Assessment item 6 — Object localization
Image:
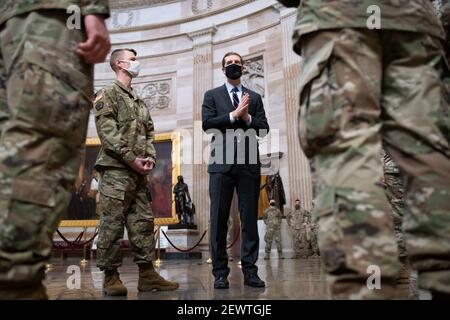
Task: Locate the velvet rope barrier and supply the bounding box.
[56,229,99,247]
[161,229,207,253]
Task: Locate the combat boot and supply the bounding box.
[103,269,128,296]
[278,251,284,259]
[138,263,179,292]
[0,282,48,300]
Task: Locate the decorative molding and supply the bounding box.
[111,20,278,50]
[188,26,217,48]
[272,2,297,18]
[187,26,217,40]
[94,74,175,113]
[242,55,265,98]
[191,0,213,15]
[212,21,279,45]
[109,0,178,10]
[111,10,136,29]
[141,79,172,111]
[108,0,256,34]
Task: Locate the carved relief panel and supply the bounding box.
[242,55,265,98]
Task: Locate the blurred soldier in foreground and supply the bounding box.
[278,0,450,299]
[0,0,111,299]
[263,200,284,260]
[94,48,178,296]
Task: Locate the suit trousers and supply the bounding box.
[209,164,261,278]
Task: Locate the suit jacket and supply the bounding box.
[202,84,269,174]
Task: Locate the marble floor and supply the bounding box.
[44,255,430,300]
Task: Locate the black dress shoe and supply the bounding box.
[214,276,229,289]
[244,273,265,288]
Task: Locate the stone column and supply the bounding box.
[276,5,313,211]
[188,27,216,249]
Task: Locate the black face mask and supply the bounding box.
[225,64,242,80]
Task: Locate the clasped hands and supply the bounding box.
[130,157,154,175]
[231,93,250,123]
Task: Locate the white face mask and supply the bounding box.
[120,60,140,78]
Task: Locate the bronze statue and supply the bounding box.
[173,175,194,226]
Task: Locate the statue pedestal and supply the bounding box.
[164,226,202,260]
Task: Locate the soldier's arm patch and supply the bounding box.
[93,91,114,117]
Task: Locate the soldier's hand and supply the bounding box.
[77,15,111,64]
[143,159,155,171]
[130,157,152,175]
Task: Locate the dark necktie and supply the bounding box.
[232,87,239,109]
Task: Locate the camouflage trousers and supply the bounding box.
[383,171,407,260]
[292,230,309,258]
[299,29,450,298]
[96,168,155,270]
[293,229,319,258]
[264,225,282,254]
[0,11,92,286]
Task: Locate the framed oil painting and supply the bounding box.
[59,132,180,227]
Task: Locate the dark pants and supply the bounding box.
[209,165,261,278]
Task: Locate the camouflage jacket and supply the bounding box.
[277,1,444,54]
[0,0,110,26]
[94,80,156,171]
[286,208,307,230]
[263,207,283,228]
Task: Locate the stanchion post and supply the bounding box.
[206,219,212,264]
[80,227,88,266]
[155,225,162,267]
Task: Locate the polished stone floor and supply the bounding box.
[44,255,430,300]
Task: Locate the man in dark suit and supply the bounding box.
[202,52,269,289]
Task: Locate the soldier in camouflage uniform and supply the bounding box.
[286,199,308,258]
[0,0,111,299]
[263,200,284,260]
[94,48,178,296]
[278,0,450,299]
